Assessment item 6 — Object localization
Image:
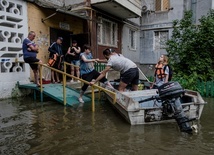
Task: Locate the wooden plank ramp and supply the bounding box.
[18,83,91,106]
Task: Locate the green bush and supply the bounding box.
[166,10,214,90]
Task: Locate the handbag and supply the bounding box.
[47,54,57,67]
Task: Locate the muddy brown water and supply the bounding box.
[0,97,214,155]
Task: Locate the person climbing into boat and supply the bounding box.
[90,48,139,92]
[150,55,169,89]
[78,45,112,103]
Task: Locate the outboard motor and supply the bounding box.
[158,82,193,133]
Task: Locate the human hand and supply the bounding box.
[89,81,95,85]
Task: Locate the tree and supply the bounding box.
[166,11,214,90]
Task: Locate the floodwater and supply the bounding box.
[0,97,214,155]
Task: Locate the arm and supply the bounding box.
[97,59,108,63]
[73,47,81,54]
[81,54,97,63]
[28,44,39,52]
[48,43,57,54]
[164,66,169,83]
[91,66,111,84]
[150,70,156,89]
[165,74,169,83]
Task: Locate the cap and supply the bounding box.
[58,37,63,41]
[72,40,77,43]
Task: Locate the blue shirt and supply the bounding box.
[22,38,37,58]
[80,52,94,75]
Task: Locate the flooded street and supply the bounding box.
[0,97,214,155]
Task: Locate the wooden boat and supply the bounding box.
[104,69,206,132]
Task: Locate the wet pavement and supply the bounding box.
[0,97,214,155]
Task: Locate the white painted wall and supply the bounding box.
[0,0,30,99]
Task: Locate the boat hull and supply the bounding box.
[104,88,206,125]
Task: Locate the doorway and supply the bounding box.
[50,28,72,55]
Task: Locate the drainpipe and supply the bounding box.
[191,0,197,23]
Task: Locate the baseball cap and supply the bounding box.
[58,37,63,41]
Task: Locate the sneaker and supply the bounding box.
[70,79,74,83]
[78,98,85,103]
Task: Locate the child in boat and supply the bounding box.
[150,55,169,89]
[78,45,112,103]
[90,48,139,92]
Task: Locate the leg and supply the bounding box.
[131,68,139,91]
[118,81,128,92]
[56,72,60,82]
[33,69,39,85]
[76,67,80,79]
[79,72,94,103]
[75,61,80,79]
[131,84,138,91]
[70,65,74,82]
[51,71,55,83]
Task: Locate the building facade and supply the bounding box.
[0,0,142,99]
[140,0,214,65]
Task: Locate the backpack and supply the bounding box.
[163,65,173,81]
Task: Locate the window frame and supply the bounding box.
[129,29,137,50]
[155,0,170,12]
[154,30,169,50]
[97,17,118,47]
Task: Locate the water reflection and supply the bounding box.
[0,97,213,155]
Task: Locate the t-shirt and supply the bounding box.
[70,46,80,60]
[155,65,169,87]
[106,54,137,74]
[80,52,94,75]
[22,38,37,58]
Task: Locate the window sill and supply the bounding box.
[128,46,137,51]
[155,10,169,14]
[98,43,118,48]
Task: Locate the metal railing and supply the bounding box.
[38,61,116,112]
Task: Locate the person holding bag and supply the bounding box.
[48,37,63,83]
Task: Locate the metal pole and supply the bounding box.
[39,65,43,102]
[41,12,57,22]
[63,74,66,106]
[91,86,95,112]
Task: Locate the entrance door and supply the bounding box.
[70,33,89,52]
[50,28,72,55]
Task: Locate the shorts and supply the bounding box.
[71,60,80,66]
[120,67,139,85]
[24,57,40,70]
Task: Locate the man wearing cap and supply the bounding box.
[66,40,81,82]
[48,37,63,83]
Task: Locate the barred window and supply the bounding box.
[154,31,169,50]
[97,18,118,47]
[155,0,169,11]
[129,29,136,50]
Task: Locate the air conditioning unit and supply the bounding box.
[142,5,148,13]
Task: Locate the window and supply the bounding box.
[129,29,136,50]
[97,18,118,47]
[154,31,168,50]
[155,0,169,11]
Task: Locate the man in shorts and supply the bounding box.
[22,31,42,86]
[90,48,139,92]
